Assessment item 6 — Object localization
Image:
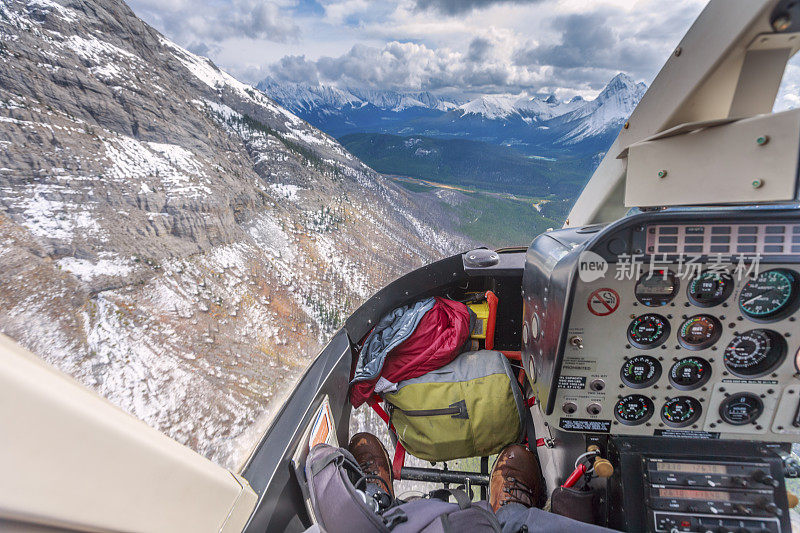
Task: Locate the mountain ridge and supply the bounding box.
[0,0,468,468]
[258,73,646,150]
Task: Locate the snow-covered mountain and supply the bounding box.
[259,79,462,114]
[0,0,469,468]
[260,73,647,152]
[547,73,647,144]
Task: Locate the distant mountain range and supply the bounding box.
[258,73,647,156]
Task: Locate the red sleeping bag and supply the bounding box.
[350,297,472,407]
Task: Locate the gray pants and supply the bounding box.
[495,503,617,533]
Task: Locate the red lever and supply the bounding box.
[484,291,498,350]
[561,463,587,488]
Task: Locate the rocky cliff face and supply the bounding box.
[0,0,468,467]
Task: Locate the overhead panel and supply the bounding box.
[624,109,800,208]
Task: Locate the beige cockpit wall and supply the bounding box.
[0,334,257,532]
[567,0,800,227]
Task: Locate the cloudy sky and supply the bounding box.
[126,0,800,104]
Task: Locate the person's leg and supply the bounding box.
[496,504,616,533]
[489,444,616,533]
[494,502,531,533]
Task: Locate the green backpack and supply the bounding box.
[384,350,528,462]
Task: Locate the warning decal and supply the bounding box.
[653,429,719,439]
[557,375,587,390]
[309,397,337,451]
[559,418,611,433]
[587,288,620,316]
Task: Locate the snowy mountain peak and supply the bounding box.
[596,73,646,104]
[553,74,647,144]
[458,94,520,119]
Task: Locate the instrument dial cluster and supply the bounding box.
[553,253,800,441]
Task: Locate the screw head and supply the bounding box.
[658,170,667,178]
[752,179,764,189]
[756,135,769,146]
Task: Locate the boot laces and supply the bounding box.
[500,476,535,507]
[356,459,392,495]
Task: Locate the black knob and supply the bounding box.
[735,504,752,516]
[763,502,782,516]
[751,470,780,488]
[731,476,748,488]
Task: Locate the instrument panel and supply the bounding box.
[523,212,800,442]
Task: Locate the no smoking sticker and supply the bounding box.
[587,288,620,316]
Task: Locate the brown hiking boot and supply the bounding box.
[489,444,543,512]
[348,432,394,497]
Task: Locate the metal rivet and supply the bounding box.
[658,170,667,178]
[756,135,769,146]
[752,179,764,189]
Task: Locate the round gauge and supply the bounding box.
[687,272,733,307]
[669,356,712,391]
[723,329,787,378]
[661,396,702,428]
[627,314,671,349]
[677,315,723,350]
[635,270,679,307]
[738,268,799,321]
[614,394,655,426]
[620,356,662,389]
[719,392,764,426]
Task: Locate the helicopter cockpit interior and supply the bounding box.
[7,1,800,532]
[237,1,800,531]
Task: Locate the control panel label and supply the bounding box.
[562,356,597,372]
[653,429,719,439]
[587,288,620,316]
[559,418,611,433]
[721,378,779,385]
[557,375,587,390]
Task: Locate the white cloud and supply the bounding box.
[127,0,301,46]
[129,0,710,98]
[322,0,370,24]
[413,0,543,16]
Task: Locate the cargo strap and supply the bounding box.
[392,442,406,480]
[367,395,407,480]
[368,395,391,425]
[430,488,471,509]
